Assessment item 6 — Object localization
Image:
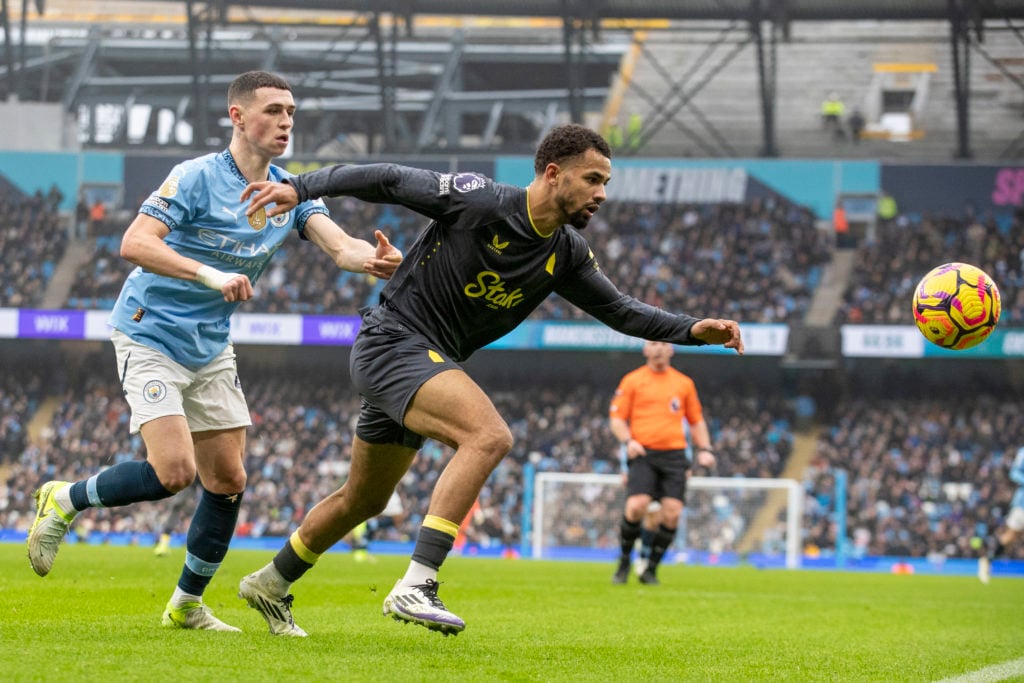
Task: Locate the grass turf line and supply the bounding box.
[0,543,1021,682]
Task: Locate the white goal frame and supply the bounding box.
[531,473,803,569]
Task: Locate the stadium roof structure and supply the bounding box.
[1,0,1022,156]
[123,0,1024,22]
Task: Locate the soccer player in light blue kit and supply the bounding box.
[26,71,401,632]
[979,446,1024,583]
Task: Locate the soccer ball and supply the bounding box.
[912,262,1001,350]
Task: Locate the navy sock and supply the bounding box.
[177,488,243,596]
[640,527,654,560]
[68,460,174,510]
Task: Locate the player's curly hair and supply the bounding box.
[227,70,292,105]
[533,124,612,174]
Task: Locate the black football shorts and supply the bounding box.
[626,448,691,502]
[350,306,461,448]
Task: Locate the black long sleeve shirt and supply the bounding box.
[288,163,704,362]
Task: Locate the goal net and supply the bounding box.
[530,473,803,569]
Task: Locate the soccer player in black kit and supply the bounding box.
[236,124,743,636]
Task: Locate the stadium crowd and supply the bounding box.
[1,365,792,556]
[63,196,829,324]
[3,354,1022,564]
[0,188,67,308]
[803,394,1024,561]
[837,210,1024,325]
[4,180,1022,567]
[533,196,830,323]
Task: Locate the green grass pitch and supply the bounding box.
[1,543,1021,682]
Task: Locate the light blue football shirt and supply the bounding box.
[109,150,329,370]
[1012,447,1024,509]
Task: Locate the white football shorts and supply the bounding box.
[1007,503,1024,532]
[112,330,252,434]
[382,490,405,517]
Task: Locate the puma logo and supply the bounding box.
[221,206,239,220]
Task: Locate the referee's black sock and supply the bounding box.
[648,524,677,570]
[619,516,642,560]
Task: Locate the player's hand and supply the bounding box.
[241,181,299,217]
[691,318,743,354]
[221,274,254,302]
[365,230,403,279]
[196,265,254,302]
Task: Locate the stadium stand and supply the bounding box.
[3,3,1022,580]
[836,211,1024,325]
[803,395,1024,561]
[1,363,792,552]
[626,22,1024,160]
[0,190,67,308]
[570,198,831,324]
[62,196,831,324]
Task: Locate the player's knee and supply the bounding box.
[367,491,394,518]
[347,488,393,519]
[197,464,246,494]
[159,465,198,493]
[660,511,682,527]
[477,423,513,461]
[216,469,247,493]
[659,503,683,522]
[625,502,648,520]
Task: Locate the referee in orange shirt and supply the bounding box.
[609,341,715,585]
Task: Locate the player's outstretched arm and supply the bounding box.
[303,215,403,277]
[690,318,744,354]
[241,180,298,217]
[121,214,253,302]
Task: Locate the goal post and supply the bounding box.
[530,472,804,569]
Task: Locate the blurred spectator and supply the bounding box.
[605,119,624,151]
[626,112,643,152]
[848,108,866,145]
[833,201,852,248]
[88,199,107,237]
[44,184,63,213]
[876,192,898,221]
[75,193,90,239]
[821,92,846,141]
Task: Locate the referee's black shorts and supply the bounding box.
[349,306,461,449]
[626,448,691,502]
